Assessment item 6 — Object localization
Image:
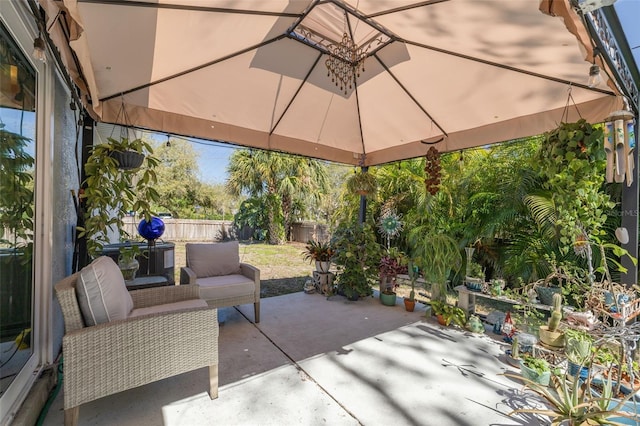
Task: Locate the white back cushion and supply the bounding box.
[186,241,241,278]
[77,256,134,326]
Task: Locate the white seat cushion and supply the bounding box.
[129,299,208,317]
[77,256,134,326]
[197,274,255,300]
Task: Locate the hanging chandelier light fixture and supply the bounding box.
[325,32,369,94]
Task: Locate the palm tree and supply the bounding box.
[226,149,329,244]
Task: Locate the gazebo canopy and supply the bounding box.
[40,0,625,165]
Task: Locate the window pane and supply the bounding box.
[0,22,36,397]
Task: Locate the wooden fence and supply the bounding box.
[123,218,329,242]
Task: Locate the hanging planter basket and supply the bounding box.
[346,171,378,196]
[109,150,145,170]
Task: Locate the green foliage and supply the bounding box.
[331,221,381,299]
[430,301,466,327]
[522,355,550,374]
[79,137,159,258]
[504,367,638,425]
[467,262,484,279]
[0,129,34,247]
[227,149,329,244]
[331,132,628,308]
[408,230,461,302]
[379,247,408,276]
[151,139,241,219]
[536,120,614,252]
[346,170,378,196]
[548,292,563,332]
[565,328,594,364]
[302,240,334,262]
[234,197,268,241]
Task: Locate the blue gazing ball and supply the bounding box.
[138,217,165,240]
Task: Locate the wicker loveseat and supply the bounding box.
[180,241,261,323]
[55,257,219,426]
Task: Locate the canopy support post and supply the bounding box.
[358,166,368,225]
[621,117,639,286]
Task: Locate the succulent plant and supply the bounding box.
[548,292,563,332]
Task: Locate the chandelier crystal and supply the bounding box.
[325,32,368,94]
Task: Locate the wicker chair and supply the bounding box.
[180,241,261,322]
[55,273,219,426]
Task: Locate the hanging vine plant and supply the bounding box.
[535,119,613,251]
[78,136,160,258]
[424,146,441,195]
[346,170,378,196]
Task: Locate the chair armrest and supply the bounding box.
[240,263,259,281]
[62,306,218,409]
[130,285,199,309]
[180,266,198,285]
[240,263,260,297]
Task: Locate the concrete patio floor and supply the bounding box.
[42,291,546,425]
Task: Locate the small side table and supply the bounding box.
[126,275,171,291]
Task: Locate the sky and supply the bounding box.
[147,131,235,184]
[614,0,640,76]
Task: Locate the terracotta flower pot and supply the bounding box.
[404,298,416,312]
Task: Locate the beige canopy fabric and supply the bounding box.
[41,0,624,166]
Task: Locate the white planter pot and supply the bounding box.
[315,261,331,273]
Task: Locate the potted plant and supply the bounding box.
[504,367,640,424]
[378,248,407,306]
[346,170,378,196]
[118,243,141,283]
[408,230,461,303]
[302,240,334,273]
[430,300,466,327]
[404,260,419,312]
[465,262,484,291]
[490,278,505,296]
[519,355,551,386]
[565,328,594,378]
[379,284,398,306]
[538,292,565,349]
[78,136,160,260]
[331,221,381,301]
